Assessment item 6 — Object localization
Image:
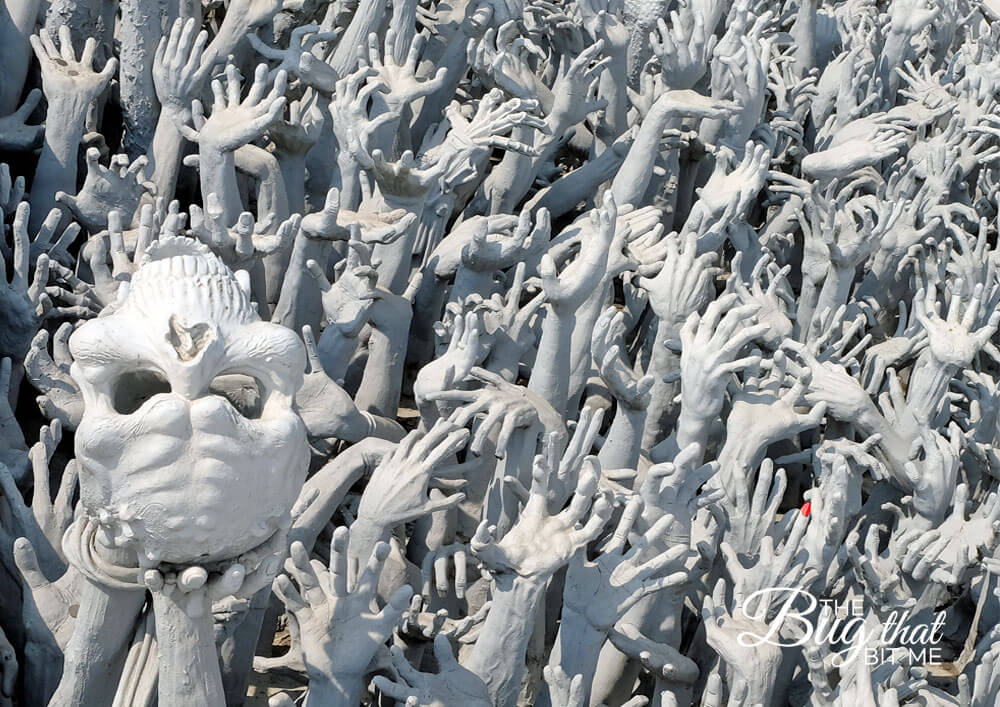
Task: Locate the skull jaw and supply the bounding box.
[75,396,308,565]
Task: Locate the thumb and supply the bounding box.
[432,632,458,667]
[54,191,79,215]
[13,537,49,591]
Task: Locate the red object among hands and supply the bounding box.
[800,502,811,517]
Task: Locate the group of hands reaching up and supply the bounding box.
[4,0,1000,704]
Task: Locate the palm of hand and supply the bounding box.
[24,332,83,430]
[463,231,534,272]
[372,154,441,200]
[437,344,484,389]
[472,383,544,430]
[865,335,923,370]
[200,105,267,151]
[699,161,744,215]
[0,112,42,151]
[491,51,539,100]
[71,172,146,232]
[564,552,641,630]
[495,513,586,578]
[322,278,377,336]
[829,224,878,271]
[299,593,383,677]
[379,65,430,108]
[407,665,492,707]
[270,118,320,156]
[16,540,81,651]
[296,370,355,433]
[728,391,811,449]
[651,273,714,325]
[704,610,780,672]
[663,42,710,91]
[923,319,983,367]
[40,54,105,98]
[0,283,38,361]
[800,227,833,284]
[934,512,995,577]
[890,0,938,36]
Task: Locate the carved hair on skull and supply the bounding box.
[69,237,309,566]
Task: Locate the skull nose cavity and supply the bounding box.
[167,315,215,362]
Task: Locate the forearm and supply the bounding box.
[904,353,958,430]
[328,0,387,76]
[877,29,909,97]
[813,265,855,320]
[290,438,395,551]
[528,145,627,220]
[412,26,473,144]
[568,281,614,403]
[151,588,226,705]
[355,320,410,417]
[485,422,540,536]
[590,601,655,705]
[272,234,333,331]
[408,272,450,365]
[596,53,629,151]
[346,514,392,578]
[717,431,765,493]
[795,277,821,337]
[198,147,243,225]
[388,0,417,61]
[337,151,362,211]
[790,0,818,77]
[598,404,646,470]
[278,153,308,215]
[148,117,187,203]
[30,100,88,229]
[118,0,167,157]
[362,412,406,442]
[317,327,360,381]
[465,574,548,707]
[482,124,563,215]
[611,109,680,205]
[451,266,497,303]
[641,317,682,448]
[235,144,289,231]
[527,307,576,416]
[548,610,608,702]
[732,660,779,707]
[303,675,364,707]
[303,116,336,208]
[371,196,423,294]
[0,0,42,114]
[204,11,255,65]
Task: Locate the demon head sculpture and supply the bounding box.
[69,237,308,565]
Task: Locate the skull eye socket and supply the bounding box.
[210,374,265,419]
[112,370,172,414]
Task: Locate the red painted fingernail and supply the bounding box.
[801,502,811,517]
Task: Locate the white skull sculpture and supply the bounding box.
[70,237,308,565]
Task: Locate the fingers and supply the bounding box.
[370,583,414,637]
[273,573,308,616]
[301,325,324,373]
[306,259,332,291]
[354,540,391,598]
[330,526,350,596]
